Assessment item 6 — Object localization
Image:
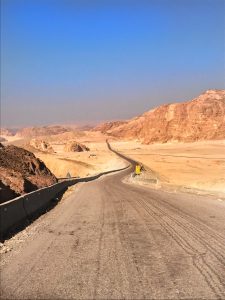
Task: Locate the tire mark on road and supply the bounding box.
[132,196,225,299]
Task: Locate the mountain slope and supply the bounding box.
[101,90,225,143]
[92,121,128,134]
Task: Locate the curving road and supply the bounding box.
[1,144,225,299]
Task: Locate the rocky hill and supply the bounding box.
[30,139,54,153]
[64,141,90,152]
[0,144,57,203]
[97,90,225,143]
[0,128,19,143]
[0,128,14,137]
[92,121,128,134]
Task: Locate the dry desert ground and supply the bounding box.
[5,132,127,179]
[35,140,126,178]
[111,139,225,197]
[3,131,225,198]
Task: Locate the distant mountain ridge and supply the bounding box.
[15,125,70,138]
[0,124,94,140]
[93,89,225,143]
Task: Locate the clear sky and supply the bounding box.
[1,0,225,127]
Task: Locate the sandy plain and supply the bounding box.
[2,131,224,197]
[3,132,126,179]
[111,139,225,197]
[35,140,126,179]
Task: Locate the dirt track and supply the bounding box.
[1,148,225,299]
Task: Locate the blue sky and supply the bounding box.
[1,0,225,127]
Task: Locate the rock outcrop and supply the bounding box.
[0,144,57,203]
[30,139,54,153]
[92,121,128,134]
[96,90,225,143]
[0,128,14,136]
[64,141,90,152]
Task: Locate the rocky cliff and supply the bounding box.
[98,90,225,143]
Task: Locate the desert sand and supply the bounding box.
[111,139,225,197]
[6,132,126,179]
[35,141,126,178]
[2,126,224,197]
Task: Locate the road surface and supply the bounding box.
[1,145,225,299]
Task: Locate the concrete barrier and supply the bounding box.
[0,197,27,237]
[0,165,128,238]
[23,182,65,216]
[0,179,79,238]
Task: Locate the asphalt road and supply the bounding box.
[1,145,225,299]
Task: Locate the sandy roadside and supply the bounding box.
[35,140,127,178]
[111,140,225,198]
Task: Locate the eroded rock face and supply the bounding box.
[64,141,90,152]
[100,90,225,143]
[92,121,128,134]
[0,144,57,203]
[30,139,54,153]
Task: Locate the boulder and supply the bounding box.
[30,139,54,153]
[64,141,90,152]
